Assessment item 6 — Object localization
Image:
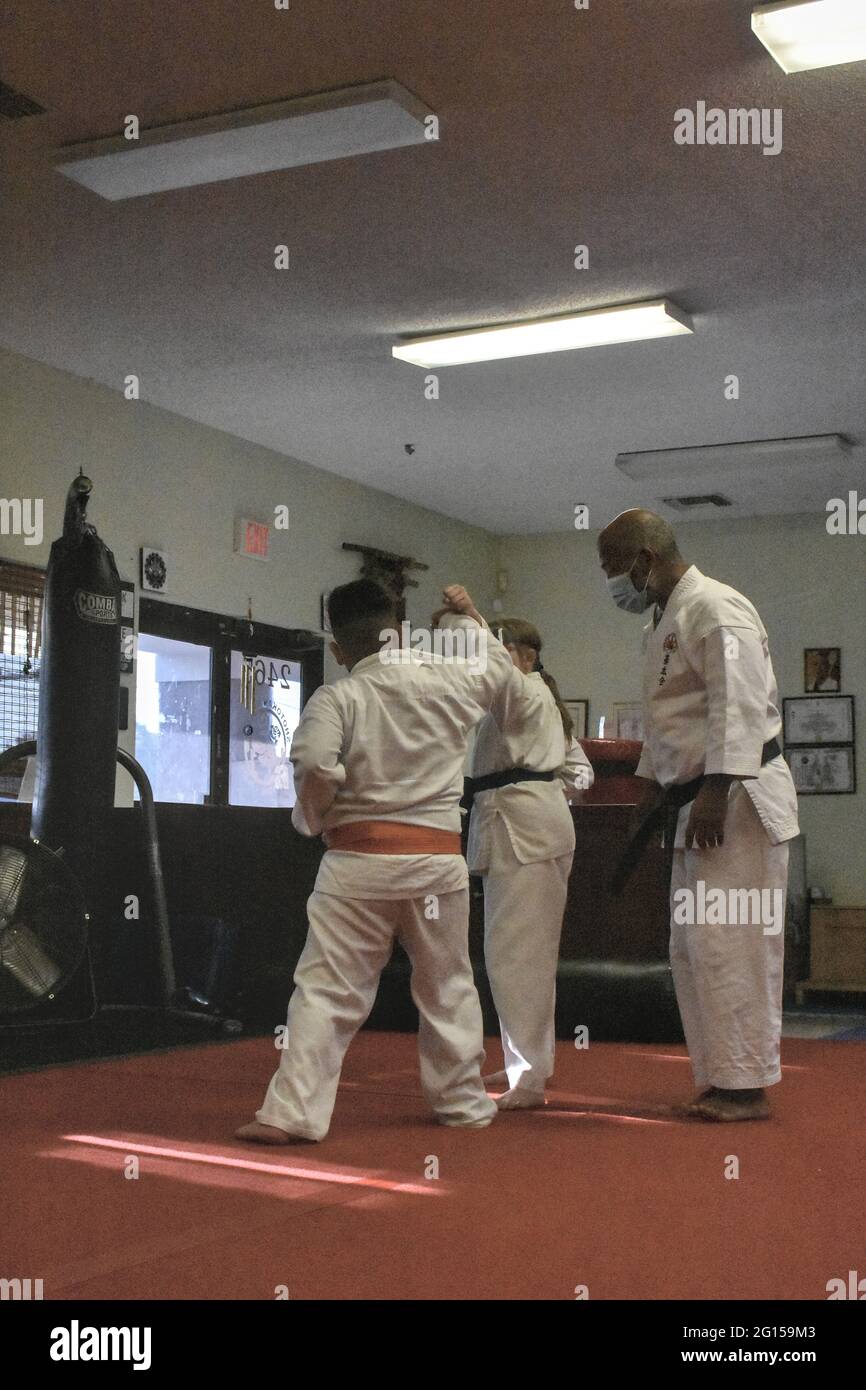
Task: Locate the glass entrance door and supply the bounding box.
[228,652,302,808]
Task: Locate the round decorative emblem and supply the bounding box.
[143,550,167,591]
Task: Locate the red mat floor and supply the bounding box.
[1,1031,863,1300]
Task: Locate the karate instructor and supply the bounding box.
[598,509,799,1122]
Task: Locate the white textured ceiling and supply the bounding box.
[1,0,865,533]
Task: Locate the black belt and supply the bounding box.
[463,767,555,816]
[609,737,782,896]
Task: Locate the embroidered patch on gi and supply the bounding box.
[659,632,678,685]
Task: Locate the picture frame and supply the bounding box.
[562,699,589,739]
[804,647,841,694]
[783,695,854,746]
[612,701,644,742]
[788,746,856,796]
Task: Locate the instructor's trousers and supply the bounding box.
[669,786,789,1092]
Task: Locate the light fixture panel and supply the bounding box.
[55,81,434,199]
[615,434,851,480]
[392,300,693,368]
[752,0,866,74]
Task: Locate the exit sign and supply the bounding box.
[235,517,270,561]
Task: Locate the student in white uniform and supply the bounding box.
[467,618,594,1109]
[598,510,799,1123]
[236,579,535,1144]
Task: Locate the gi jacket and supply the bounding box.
[635,565,799,847]
[467,673,594,871]
[289,613,538,897]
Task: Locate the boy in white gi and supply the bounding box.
[466,618,594,1109]
[599,510,799,1123]
[237,578,533,1144]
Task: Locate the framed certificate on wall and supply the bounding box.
[612,702,644,741]
[783,696,854,746]
[789,746,855,795]
[562,699,589,739]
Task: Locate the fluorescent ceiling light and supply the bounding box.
[54,80,433,200]
[392,300,693,368]
[615,434,851,479]
[751,0,866,73]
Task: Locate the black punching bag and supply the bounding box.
[32,475,121,879]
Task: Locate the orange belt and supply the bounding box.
[324,820,461,855]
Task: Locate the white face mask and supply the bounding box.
[606,555,654,613]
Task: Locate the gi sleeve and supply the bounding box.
[289,686,347,836]
[561,736,595,800]
[701,624,767,777]
[437,611,543,730]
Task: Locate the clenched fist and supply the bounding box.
[441,584,474,614]
[432,584,482,628]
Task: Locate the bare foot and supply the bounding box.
[482,1070,509,1091]
[235,1121,308,1145]
[496,1088,546,1111]
[691,1089,771,1123]
[437,1114,495,1129]
[670,1087,718,1117]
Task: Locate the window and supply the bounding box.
[136,600,322,808]
[135,634,213,804]
[0,561,45,800]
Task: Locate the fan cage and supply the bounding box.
[0,835,89,1014]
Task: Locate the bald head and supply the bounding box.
[599,509,680,564]
[598,508,688,606]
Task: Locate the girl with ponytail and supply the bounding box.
[498,619,575,741]
[466,617,594,1109]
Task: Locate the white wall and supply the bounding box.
[499,517,865,906]
[0,349,496,634]
[0,348,497,799]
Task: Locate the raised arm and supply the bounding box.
[434,585,546,728]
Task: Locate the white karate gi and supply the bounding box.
[256,614,535,1140]
[468,677,594,1094]
[635,565,799,1090]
